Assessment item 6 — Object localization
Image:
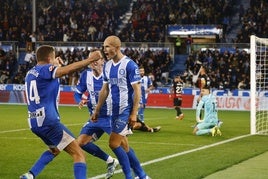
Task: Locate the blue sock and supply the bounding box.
[113,146,132,179]
[81,142,109,162]
[30,150,55,177]
[138,108,144,121]
[127,148,146,178]
[74,162,87,179]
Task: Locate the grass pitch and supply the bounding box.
[0,104,267,179]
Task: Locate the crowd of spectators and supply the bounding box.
[0,0,265,91]
[0,44,253,92]
[0,0,264,44]
[0,0,238,45]
[183,48,250,91]
[119,0,236,42]
[234,0,268,43]
[0,0,131,45]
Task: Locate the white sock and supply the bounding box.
[106,156,114,164]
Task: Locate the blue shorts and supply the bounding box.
[80,116,112,141]
[31,122,75,151]
[111,111,133,136]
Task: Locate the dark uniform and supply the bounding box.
[197,73,211,90]
[196,67,211,119]
[172,76,184,120]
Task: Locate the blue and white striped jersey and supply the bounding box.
[74,68,111,117]
[103,56,141,116]
[140,75,152,104]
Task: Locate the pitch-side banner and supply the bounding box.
[1,84,268,111]
[192,95,251,110]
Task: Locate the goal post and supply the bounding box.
[250,35,268,135]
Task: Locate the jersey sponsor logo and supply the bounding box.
[110,78,118,85]
[0,84,7,90]
[134,75,140,79]
[90,90,99,97]
[13,84,25,91]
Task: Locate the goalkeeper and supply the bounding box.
[194,65,223,128]
[193,88,222,136]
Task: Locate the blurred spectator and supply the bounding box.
[30,32,37,51]
[235,0,268,42]
[24,49,35,69]
[237,78,247,90]
[185,35,193,54]
[87,23,97,41]
[0,70,9,84]
[0,0,257,91]
[185,49,251,90]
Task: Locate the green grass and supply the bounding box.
[0,104,267,179]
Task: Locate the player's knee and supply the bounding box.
[77,135,94,146]
[49,148,60,156]
[72,148,86,162]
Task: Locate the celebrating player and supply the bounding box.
[21,45,101,179]
[74,49,119,179]
[196,66,211,102]
[137,66,154,122]
[91,35,150,179]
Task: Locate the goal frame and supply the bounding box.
[250,35,268,134]
[250,35,256,134]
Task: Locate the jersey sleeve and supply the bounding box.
[39,64,58,80]
[196,98,205,122]
[147,76,153,87]
[127,60,141,84]
[74,70,88,103]
[102,63,109,83]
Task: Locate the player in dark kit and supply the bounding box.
[171,75,184,120]
[197,66,211,102]
[195,66,211,121]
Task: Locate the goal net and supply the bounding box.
[250,35,268,134]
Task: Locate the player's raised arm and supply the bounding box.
[55,51,102,78]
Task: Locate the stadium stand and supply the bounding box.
[0,0,266,91]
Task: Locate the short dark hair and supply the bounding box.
[36,45,55,62]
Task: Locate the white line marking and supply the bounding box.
[0,123,83,134]
[0,128,28,134]
[88,134,252,179]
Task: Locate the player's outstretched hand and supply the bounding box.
[88,50,102,63]
[54,57,64,67]
[128,114,137,128]
[91,112,98,123]
[78,99,88,109]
